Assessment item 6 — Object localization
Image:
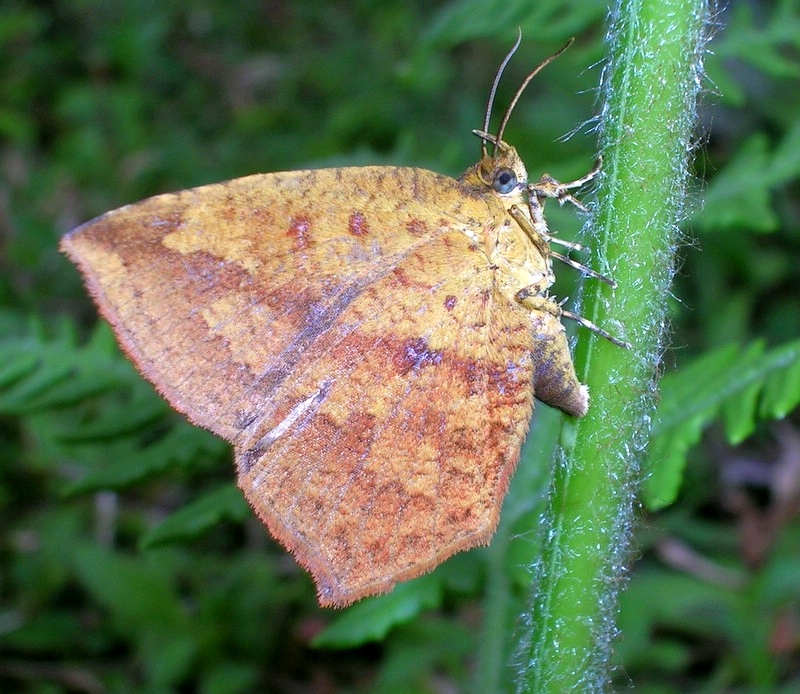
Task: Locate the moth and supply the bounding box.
[61,36,625,606]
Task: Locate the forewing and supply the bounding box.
[63,167,456,438]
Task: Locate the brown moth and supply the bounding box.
[61,37,625,607]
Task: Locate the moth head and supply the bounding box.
[463,35,574,201]
[469,130,529,199]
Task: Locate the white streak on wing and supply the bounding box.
[257,381,331,450]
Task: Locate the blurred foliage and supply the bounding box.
[1,0,800,692]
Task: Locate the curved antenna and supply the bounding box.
[482,29,523,158]
[494,37,575,149]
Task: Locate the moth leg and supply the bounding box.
[510,203,589,252]
[562,310,632,349]
[546,234,584,251]
[550,250,617,288]
[510,202,617,289]
[528,156,602,211]
[518,287,632,350]
[508,204,549,254]
[515,288,561,318]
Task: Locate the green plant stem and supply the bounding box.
[516,0,710,691]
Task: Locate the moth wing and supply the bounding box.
[63,167,465,439]
[62,166,536,605]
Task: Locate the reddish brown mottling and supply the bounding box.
[392,267,411,288]
[348,210,370,236]
[398,337,443,374]
[444,295,457,311]
[288,214,312,250]
[405,218,428,236]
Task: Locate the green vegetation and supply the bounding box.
[2,1,799,692]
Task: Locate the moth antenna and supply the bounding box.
[482,28,523,158]
[494,37,575,148]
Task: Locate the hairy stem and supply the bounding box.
[515,0,711,691]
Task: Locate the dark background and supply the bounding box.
[2,1,799,692]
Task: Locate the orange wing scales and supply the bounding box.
[62,157,589,606]
[239,269,535,604]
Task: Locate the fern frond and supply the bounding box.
[0,324,129,414]
[2,321,226,492]
[644,337,800,510]
[141,483,250,548]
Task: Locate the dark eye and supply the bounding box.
[492,167,518,194]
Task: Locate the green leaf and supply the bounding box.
[312,573,443,649]
[70,544,199,686]
[698,135,776,232]
[63,421,226,494]
[0,345,39,388]
[142,483,251,548]
[0,326,134,415]
[645,337,800,510]
[760,354,800,418]
[424,0,605,47]
[71,544,187,633]
[200,661,260,694]
[698,121,800,233]
[717,1,800,79]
